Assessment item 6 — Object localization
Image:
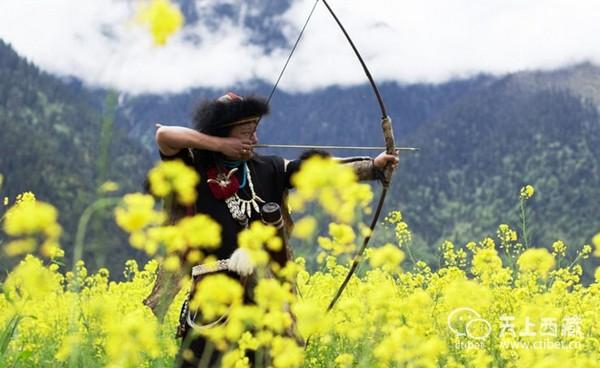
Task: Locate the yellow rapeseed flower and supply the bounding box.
[148,160,199,205]
[517,248,555,278]
[270,336,304,368]
[334,353,354,368]
[520,184,535,200]
[395,221,412,246]
[99,181,119,193]
[15,191,36,205]
[114,193,165,233]
[221,349,250,368]
[136,0,184,46]
[552,240,567,257]
[3,200,59,237]
[292,216,317,240]
[289,156,372,223]
[497,224,518,244]
[3,238,36,256]
[255,279,293,312]
[177,214,221,249]
[385,210,403,224]
[4,255,61,299]
[335,353,354,368]
[190,274,243,320]
[592,233,600,257]
[163,254,181,271]
[328,223,355,245]
[369,243,405,272]
[238,221,279,266]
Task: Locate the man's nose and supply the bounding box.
[251,133,258,145]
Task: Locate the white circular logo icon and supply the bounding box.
[447,307,492,340]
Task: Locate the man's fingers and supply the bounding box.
[155,123,163,129]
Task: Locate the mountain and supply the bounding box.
[114,62,600,276]
[174,0,293,51]
[392,65,600,272]
[2,36,599,279]
[0,40,151,273]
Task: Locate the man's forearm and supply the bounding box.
[155,125,221,155]
[347,158,382,182]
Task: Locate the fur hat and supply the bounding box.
[192,92,270,137]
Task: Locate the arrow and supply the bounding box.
[254,144,418,152]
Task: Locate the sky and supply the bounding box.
[1,0,599,95]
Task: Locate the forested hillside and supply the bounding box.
[393,73,600,270]
[0,40,151,272]
[1,38,598,277]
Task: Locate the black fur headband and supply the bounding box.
[192,93,270,137]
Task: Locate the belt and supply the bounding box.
[191,259,230,277]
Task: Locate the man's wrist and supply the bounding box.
[206,135,223,153]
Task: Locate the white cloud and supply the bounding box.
[1,0,600,94]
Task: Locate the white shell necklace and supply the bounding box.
[225,162,265,227]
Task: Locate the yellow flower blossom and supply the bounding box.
[4,255,61,299]
[385,210,403,224]
[15,191,36,205]
[520,184,535,200]
[4,238,37,256]
[221,349,250,368]
[163,254,181,271]
[99,181,119,193]
[190,274,243,320]
[136,0,184,46]
[148,159,199,205]
[3,200,60,237]
[289,156,372,223]
[177,214,221,249]
[292,216,317,240]
[270,336,304,368]
[114,193,165,233]
[593,233,600,257]
[369,243,405,272]
[517,248,555,278]
[395,221,412,245]
[551,240,567,257]
[335,353,354,368]
[238,221,279,266]
[497,224,518,243]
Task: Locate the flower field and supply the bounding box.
[1,158,600,368]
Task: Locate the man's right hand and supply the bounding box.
[218,137,254,161]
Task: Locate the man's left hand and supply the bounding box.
[373,152,398,169]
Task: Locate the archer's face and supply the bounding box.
[229,122,258,158]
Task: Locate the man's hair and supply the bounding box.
[192,95,269,137]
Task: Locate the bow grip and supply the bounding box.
[381,116,395,188]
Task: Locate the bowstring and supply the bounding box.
[266,0,320,106]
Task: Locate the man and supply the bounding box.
[148,92,397,367]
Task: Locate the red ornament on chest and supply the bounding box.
[206,167,240,200]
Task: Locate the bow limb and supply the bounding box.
[265,0,397,311]
[320,0,397,312]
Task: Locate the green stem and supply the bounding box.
[404,241,417,266]
[72,197,121,271]
[520,199,529,248]
[67,197,120,367]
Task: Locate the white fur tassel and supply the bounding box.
[228,248,254,276]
